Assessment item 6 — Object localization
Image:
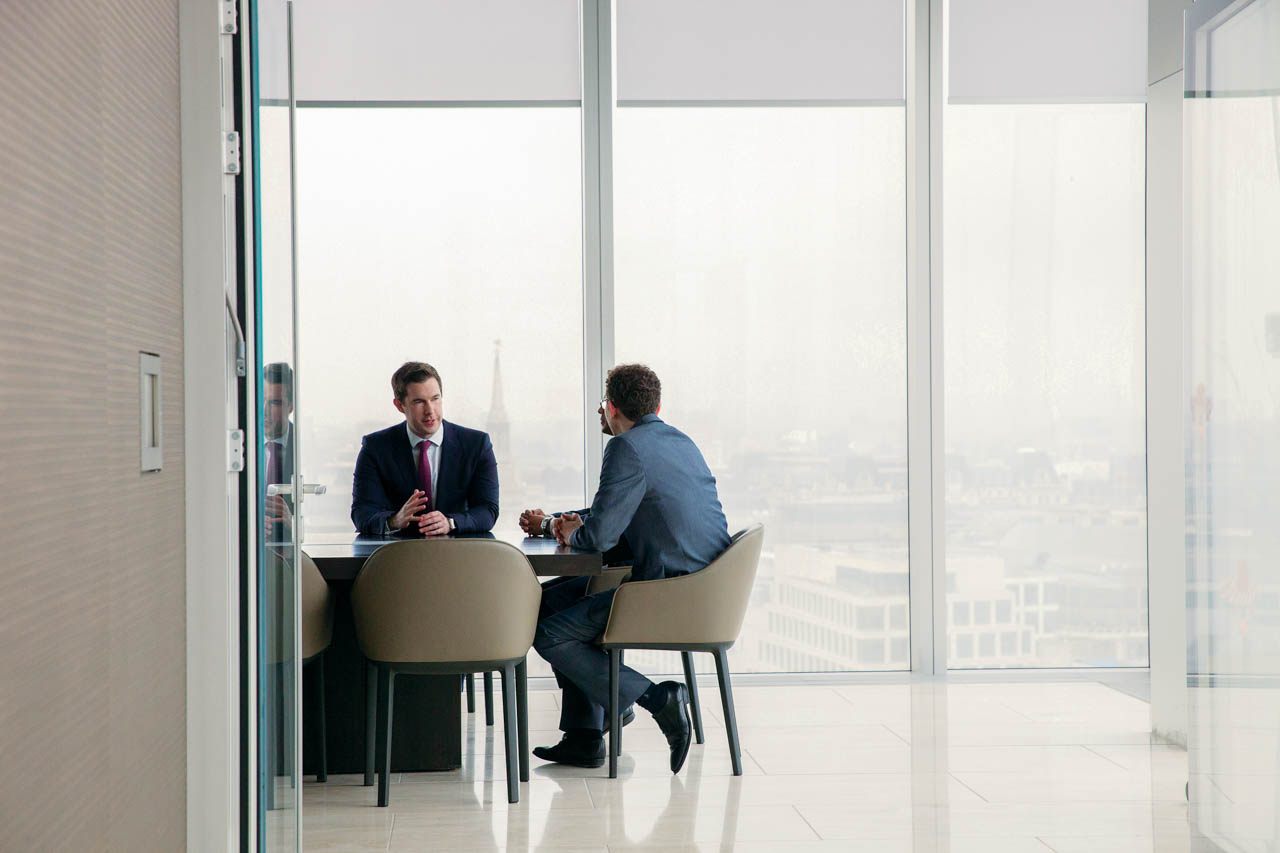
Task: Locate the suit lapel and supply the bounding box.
[436,421,460,509]
[391,424,417,495]
[283,424,294,484]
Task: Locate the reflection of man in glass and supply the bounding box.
[264,362,294,539]
[350,361,500,537]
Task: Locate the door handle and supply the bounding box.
[266,482,327,497]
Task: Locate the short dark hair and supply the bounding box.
[605,363,661,421]
[264,362,293,403]
[392,361,443,401]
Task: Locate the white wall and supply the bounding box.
[0,1,187,847]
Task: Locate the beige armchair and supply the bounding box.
[263,550,335,806]
[300,552,336,782]
[600,524,764,778]
[350,539,541,805]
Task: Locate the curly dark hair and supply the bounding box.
[391,361,443,401]
[605,363,661,422]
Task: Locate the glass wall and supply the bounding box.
[253,0,300,845]
[278,0,1154,678]
[293,107,587,540]
[613,0,909,673]
[943,0,1149,668]
[1184,0,1280,846]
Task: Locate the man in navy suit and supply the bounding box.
[350,361,499,537]
[527,364,730,774]
[263,362,295,539]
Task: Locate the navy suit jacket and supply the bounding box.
[266,423,294,487]
[350,420,499,536]
[569,414,730,582]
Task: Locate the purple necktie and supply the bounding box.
[267,441,282,485]
[418,439,434,508]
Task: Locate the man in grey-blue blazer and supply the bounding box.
[530,364,730,775]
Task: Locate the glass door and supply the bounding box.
[251,0,302,849]
[1184,0,1280,848]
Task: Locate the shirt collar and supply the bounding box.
[405,420,445,448]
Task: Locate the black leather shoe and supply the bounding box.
[650,681,692,773]
[532,736,605,768]
[602,706,635,733]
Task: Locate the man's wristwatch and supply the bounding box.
[541,516,553,536]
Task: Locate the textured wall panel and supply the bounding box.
[0,1,186,849]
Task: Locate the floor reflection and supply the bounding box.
[300,678,1190,851]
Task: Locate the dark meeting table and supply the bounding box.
[300,528,602,775]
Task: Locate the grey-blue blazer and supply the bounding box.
[569,414,730,582]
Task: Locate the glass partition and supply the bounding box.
[1185,0,1280,846]
[252,0,300,847]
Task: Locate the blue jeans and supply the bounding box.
[533,576,652,732]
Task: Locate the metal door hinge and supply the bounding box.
[228,429,245,472]
[221,0,238,34]
[222,131,241,175]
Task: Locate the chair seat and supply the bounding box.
[602,524,763,779]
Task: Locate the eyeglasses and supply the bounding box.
[599,396,609,410]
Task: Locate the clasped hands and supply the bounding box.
[265,493,292,539]
[518,508,582,545]
[390,489,451,536]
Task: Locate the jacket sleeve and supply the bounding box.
[452,434,500,533]
[570,438,645,553]
[350,437,394,536]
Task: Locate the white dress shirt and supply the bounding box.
[382,421,447,535]
[406,420,443,501]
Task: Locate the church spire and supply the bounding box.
[487,339,510,461]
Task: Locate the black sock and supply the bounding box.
[636,682,665,714]
[566,727,603,744]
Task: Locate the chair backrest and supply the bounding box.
[300,551,335,660]
[350,539,541,664]
[602,523,764,647]
[263,550,334,665]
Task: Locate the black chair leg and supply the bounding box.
[263,675,276,811]
[315,655,328,782]
[484,671,495,726]
[682,651,704,745]
[376,666,396,807]
[286,661,296,790]
[516,658,530,783]
[466,672,476,713]
[713,650,742,776]
[608,649,621,778]
[500,664,520,804]
[363,661,376,786]
[616,650,625,753]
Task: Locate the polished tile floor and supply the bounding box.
[298,677,1190,852]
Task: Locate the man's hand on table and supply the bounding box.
[418,510,452,537]
[389,490,429,531]
[519,508,550,536]
[553,512,583,545]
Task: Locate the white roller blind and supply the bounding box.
[616,0,905,105]
[255,0,290,104]
[290,0,581,104]
[949,0,1147,104]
